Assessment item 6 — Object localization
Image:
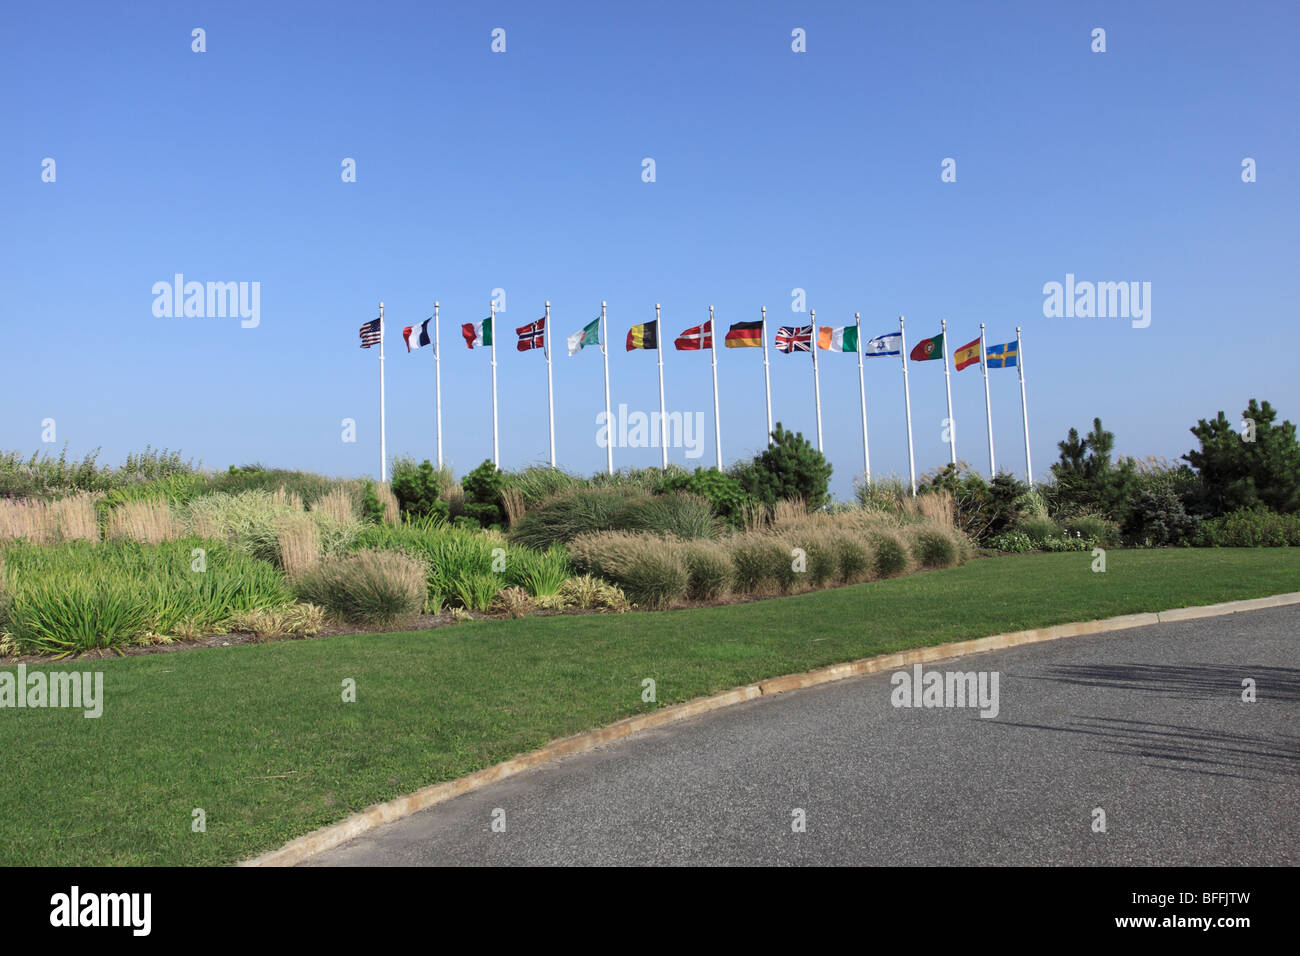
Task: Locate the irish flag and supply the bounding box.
[817,326,859,352]
[462,316,493,349]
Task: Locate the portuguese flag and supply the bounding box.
[725,321,763,348]
[462,316,493,349]
[909,332,944,361]
[626,320,659,351]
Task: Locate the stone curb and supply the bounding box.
[241,590,1300,867]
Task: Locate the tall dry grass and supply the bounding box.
[105,499,181,544]
[501,486,526,528]
[374,482,400,524]
[311,486,356,525]
[276,514,321,580]
[0,494,100,544]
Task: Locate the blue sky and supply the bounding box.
[3,0,1297,497]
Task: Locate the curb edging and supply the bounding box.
[242,590,1300,867]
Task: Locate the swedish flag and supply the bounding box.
[985,341,1018,368]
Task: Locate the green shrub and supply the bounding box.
[356,521,502,610]
[911,528,959,569]
[208,465,339,504]
[462,459,507,528]
[986,531,1035,553]
[447,571,501,612]
[1062,514,1118,546]
[799,533,839,587]
[680,540,732,601]
[389,459,450,520]
[1122,489,1199,547]
[655,467,754,526]
[733,422,833,510]
[508,486,641,549]
[504,466,583,508]
[568,532,690,609]
[504,544,571,597]
[871,532,910,577]
[1016,515,1062,545]
[833,532,872,582]
[557,575,629,611]
[294,549,425,624]
[725,533,786,594]
[1185,399,1300,515]
[0,539,293,656]
[1198,508,1300,547]
[617,493,719,540]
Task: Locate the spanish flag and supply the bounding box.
[626,320,659,351]
[953,336,981,371]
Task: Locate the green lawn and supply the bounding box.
[1,548,1297,866]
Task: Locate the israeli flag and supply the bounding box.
[864,332,902,356]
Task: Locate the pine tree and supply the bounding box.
[1185,399,1300,514]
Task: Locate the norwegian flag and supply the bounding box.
[775,325,812,353]
[516,316,546,352]
[674,319,713,350]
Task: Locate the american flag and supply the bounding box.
[359,317,382,349]
[516,316,546,352]
[776,325,812,353]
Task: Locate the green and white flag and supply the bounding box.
[567,317,600,355]
[461,316,492,349]
[817,325,859,352]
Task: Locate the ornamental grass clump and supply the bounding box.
[568,532,689,609]
[293,548,425,625]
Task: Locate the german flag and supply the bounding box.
[724,321,763,348]
[625,320,659,351]
[953,336,981,370]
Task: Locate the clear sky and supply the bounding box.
[3,0,1297,497]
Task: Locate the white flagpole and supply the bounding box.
[545,301,555,468]
[941,317,956,466]
[900,315,916,496]
[856,312,870,483]
[490,301,499,467]
[980,322,995,478]
[602,301,613,475]
[710,305,722,468]
[378,301,387,483]
[434,301,442,469]
[761,306,773,446]
[656,303,667,469]
[1017,326,1033,486]
[811,309,823,453]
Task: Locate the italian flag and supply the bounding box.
[817,325,859,352]
[462,316,493,349]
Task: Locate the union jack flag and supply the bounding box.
[359,317,382,348]
[516,316,546,352]
[776,325,812,353]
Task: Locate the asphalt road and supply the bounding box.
[306,605,1299,866]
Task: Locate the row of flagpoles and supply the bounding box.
[359,303,1034,493]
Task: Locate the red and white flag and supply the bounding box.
[674,319,713,350]
[516,316,546,352]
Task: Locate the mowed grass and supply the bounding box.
[1,548,1297,866]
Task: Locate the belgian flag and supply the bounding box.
[724,321,763,348]
[625,320,659,351]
